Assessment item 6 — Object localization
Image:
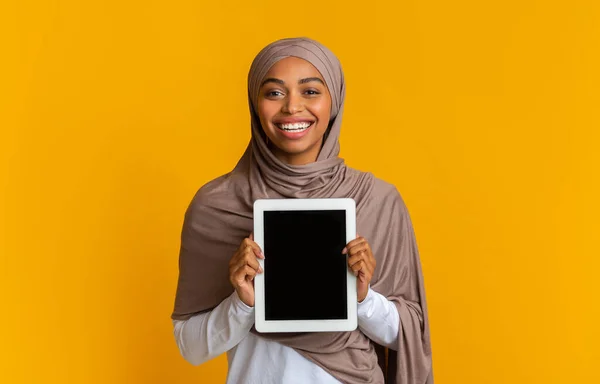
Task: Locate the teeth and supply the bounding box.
[278,122,312,131]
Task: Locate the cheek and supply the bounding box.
[258,101,281,123]
[311,99,332,127]
[257,101,274,127]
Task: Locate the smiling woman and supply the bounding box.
[257,57,332,165]
[171,37,433,384]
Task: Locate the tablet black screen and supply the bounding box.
[263,210,348,320]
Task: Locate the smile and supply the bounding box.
[275,122,314,132]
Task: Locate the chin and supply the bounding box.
[276,142,312,154]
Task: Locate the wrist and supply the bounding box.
[358,286,372,304]
[358,291,368,303]
[233,290,255,311]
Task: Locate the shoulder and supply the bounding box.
[343,165,410,217]
[342,165,407,207]
[195,173,233,199]
[364,173,410,217]
[185,172,235,215]
[362,171,406,205]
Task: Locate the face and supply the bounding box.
[257,56,332,165]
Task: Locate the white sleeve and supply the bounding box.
[172,291,255,366]
[357,288,400,350]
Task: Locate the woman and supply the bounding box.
[172,37,433,384]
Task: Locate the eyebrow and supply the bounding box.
[260,77,325,87]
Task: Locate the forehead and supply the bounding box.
[263,56,324,81]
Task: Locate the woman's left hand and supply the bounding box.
[343,235,376,302]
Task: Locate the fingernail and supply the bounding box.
[342,247,347,254]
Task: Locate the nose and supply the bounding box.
[281,92,304,114]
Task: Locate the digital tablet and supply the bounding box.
[253,198,357,333]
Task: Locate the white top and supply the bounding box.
[173,288,400,383]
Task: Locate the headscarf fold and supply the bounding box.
[172,37,433,384]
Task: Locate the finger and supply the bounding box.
[351,259,365,272]
[345,239,369,255]
[354,247,375,267]
[244,250,263,273]
[235,241,262,261]
[242,238,264,259]
[351,260,366,276]
[356,264,373,283]
[348,251,366,267]
[243,265,258,281]
[342,236,366,254]
[231,253,250,272]
[347,243,370,258]
[249,232,254,241]
[229,249,245,268]
[233,250,263,273]
[233,265,258,285]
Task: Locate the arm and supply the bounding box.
[357,287,400,350]
[172,291,254,366]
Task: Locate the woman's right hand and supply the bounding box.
[228,234,264,307]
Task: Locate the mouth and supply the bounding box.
[275,121,314,133]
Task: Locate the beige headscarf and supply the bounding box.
[172,37,433,384]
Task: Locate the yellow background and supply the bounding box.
[2,1,599,383]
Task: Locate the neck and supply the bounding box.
[271,138,324,165]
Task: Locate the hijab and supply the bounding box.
[172,37,433,384]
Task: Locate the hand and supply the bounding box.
[228,233,264,307]
[343,235,376,302]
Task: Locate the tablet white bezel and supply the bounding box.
[253,198,357,333]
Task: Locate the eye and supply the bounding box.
[304,89,320,96]
[266,90,284,97]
